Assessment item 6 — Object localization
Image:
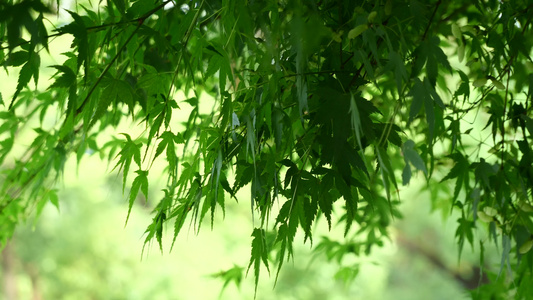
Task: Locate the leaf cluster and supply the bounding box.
[1,0,533,298]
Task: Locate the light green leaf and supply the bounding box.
[48,189,59,211]
[348,24,368,39]
[519,239,533,254]
[349,94,364,152]
[113,133,142,192]
[126,170,148,225]
[457,42,465,63]
[483,206,498,217]
[490,78,506,90]
[367,11,377,23]
[451,23,462,40]
[498,235,511,277]
[473,77,487,87]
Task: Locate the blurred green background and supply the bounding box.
[1,151,498,299]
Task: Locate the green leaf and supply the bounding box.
[388,51,408,93]
[111,0,126,16]
[413,36,451,86]
[349,93,365,154]
[334,265,360,284]
[113,133,142,191]
[385,0,392,15]
[490,78,505,90]
[376,145,397,200]
[155,209,165,253]
[456,215,474,260]
[409,78,425,124]
[409,77,444,144]
[153,131,180,176]
[210,265,244,292]
[367,11,377,23]
[91,79,134,126]
[402,140,427,185]
[6,51,29,66]
[473,158,496,189]
[318,173,334,229]
[49,65,76,88]
[498,235,511,277]
[519,239,533,254]
[402,162,412,186]
[348,24,368,39]
[138,73,169,98]
[247,228,270,297]
[48,189,60,211]
[169,202,191,251]
[59,10,89,75]
[273,223,289,284]
[300,196,318,242]
[11,51,40,109]
[451,23,462,40]
[126,170,148,225]
[50,64,77,113]
[343,185,358,236]
[473,77,487,87]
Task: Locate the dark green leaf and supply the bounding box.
[247,228,270,297]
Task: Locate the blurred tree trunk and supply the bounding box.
[396,233,489,290]
[1,242,18,300]
[25,263,42,300]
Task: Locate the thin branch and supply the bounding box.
[166,0,205,101]
[73,0,171,119]
[0,0,173,51]
[422,0,442,41]
[500,68,511,170]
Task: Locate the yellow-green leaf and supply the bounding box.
[477,210,493,222]
[473,78,487,87]
[526,61,533,71]
[451,23,462,40]
[458,43,465,63]
[519,239,533,254]
[483,206,498,217]
[519,201,533,212]
[367,11,377,23]
[491,78,506,90]
[348,24,368,39]
[331,30,343,43]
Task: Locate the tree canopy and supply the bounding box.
[1,0,533,297]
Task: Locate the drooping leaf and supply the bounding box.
[247,228,270,297]
[10,51,40,109]
[402,139,427,185]
[113,133,142,191]
[90,79,134,127]
[348,24,368,39]
[126,170,148,225]
[58,10,89,76]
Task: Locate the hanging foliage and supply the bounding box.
[1,0,533,297]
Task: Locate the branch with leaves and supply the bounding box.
[1,0,533,298]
